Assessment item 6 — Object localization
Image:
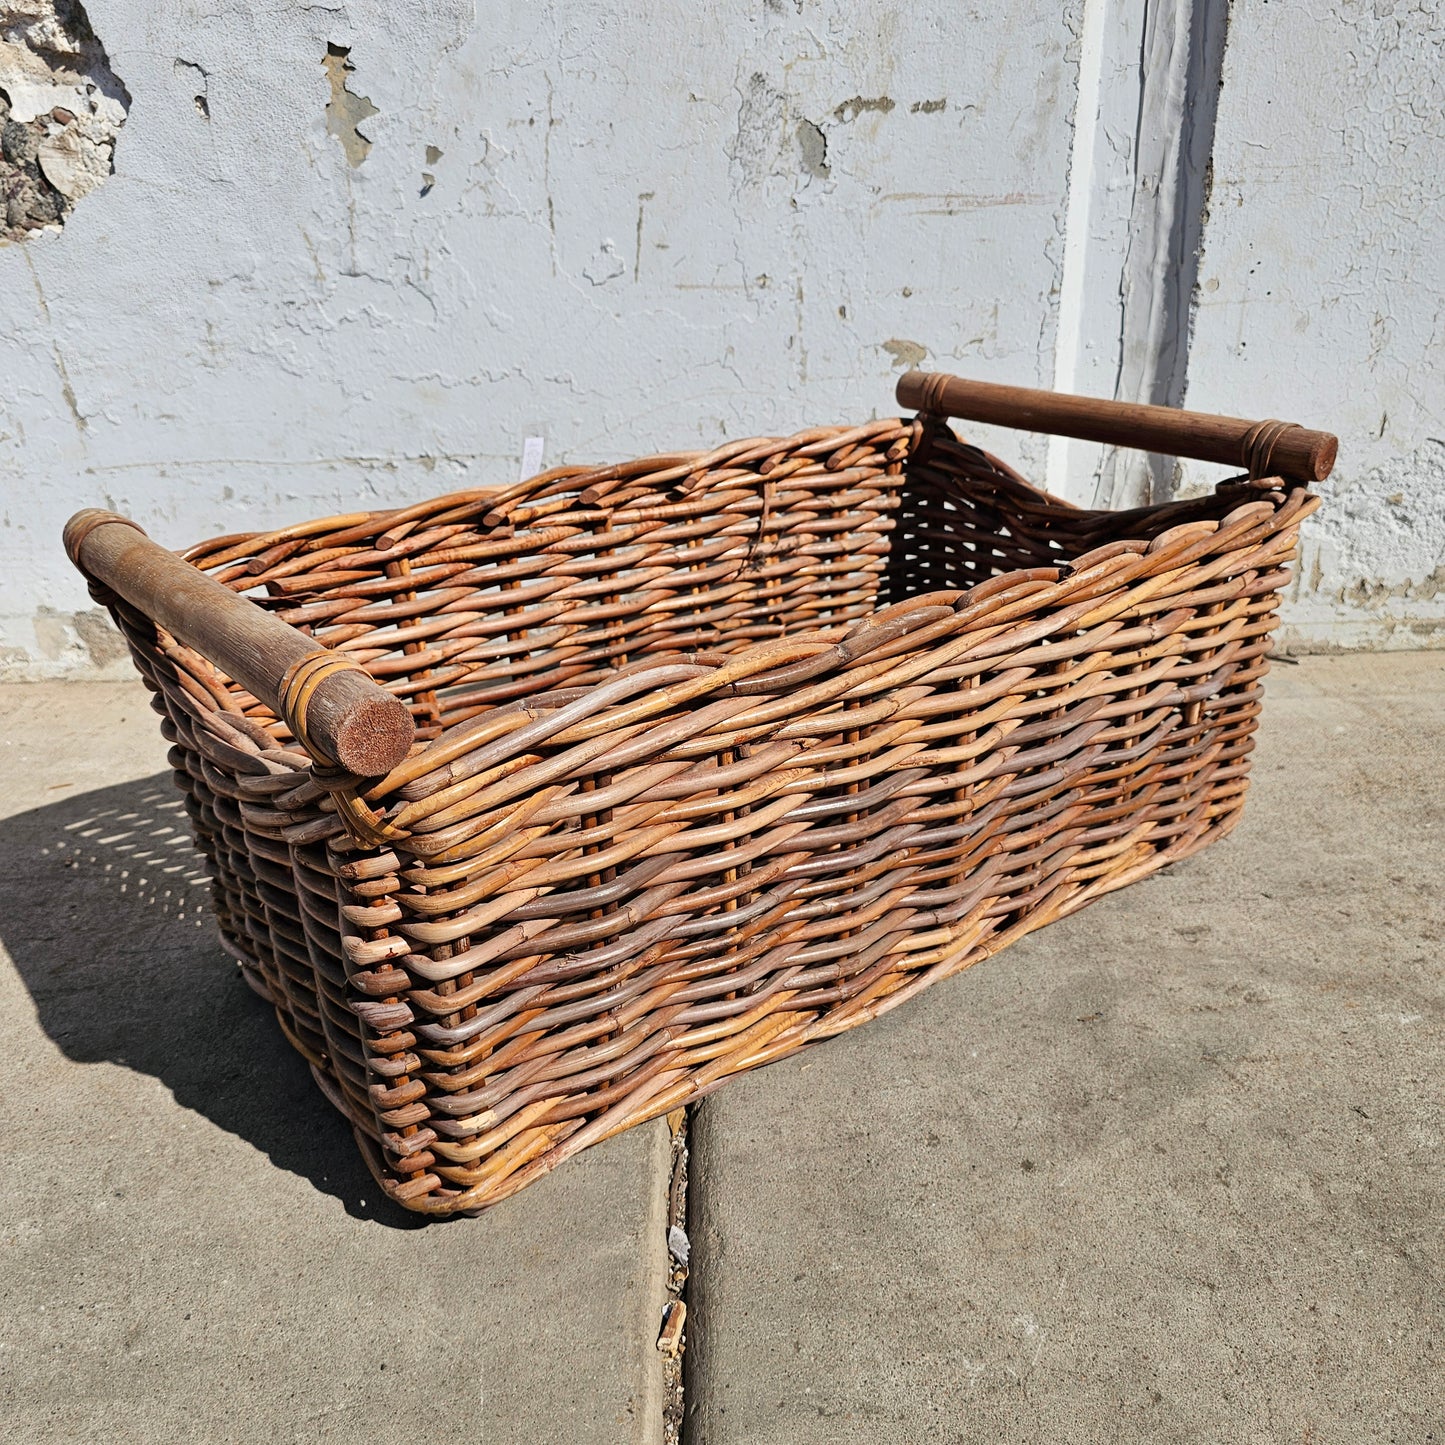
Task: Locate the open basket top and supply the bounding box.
[65,373,1330,861]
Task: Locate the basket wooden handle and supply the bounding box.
[896,371,1337,482]
[64,510,415,776]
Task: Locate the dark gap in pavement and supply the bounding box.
[661,1104,691,1442]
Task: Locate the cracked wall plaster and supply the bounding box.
[0,0,128,241]
[795,118,829,180]
[833,95,895,124]
[880,338,927,369]
[0,0,1439,675]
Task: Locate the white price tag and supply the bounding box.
[520,435,545,480]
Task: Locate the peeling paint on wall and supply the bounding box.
[731,71,786,190]
[582,238,625,286]
[1185,0,1445,650]
[0,3,1093,676]
[880,338,928,369]
[1276,438,1445,648]
[175,57,208,119]
[4,605,131,674]
[0,0,129,241]
[11,2,1433,670]
[420,141,441,193]
[833,95,895,123]
[796,118,829,179]
[322,43,378,168]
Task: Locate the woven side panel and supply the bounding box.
[100,592,334,1072]
[181,421,914,742]
[98,423,918,1174]
[102,596,260,974]
[321,465,1315,1212]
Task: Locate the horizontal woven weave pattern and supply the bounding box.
[96,418,1316,1213]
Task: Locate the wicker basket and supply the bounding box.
[65,372,1333,1215]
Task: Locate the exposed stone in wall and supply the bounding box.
[0,0,128,241]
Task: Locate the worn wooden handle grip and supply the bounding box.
[897,371,1337,483]
[64,510,415,776]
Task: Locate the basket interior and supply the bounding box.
[186,420,1249,748]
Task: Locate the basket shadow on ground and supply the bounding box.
[2,770,426,1228]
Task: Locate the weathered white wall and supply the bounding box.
[1178,0,1445,651]
[1,0,1440,676]
[1049,0,1228,507]
[0,0,1082,676]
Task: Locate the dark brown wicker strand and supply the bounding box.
[66,378,1329,1214]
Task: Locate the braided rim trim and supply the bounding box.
[64,511,146,569]
[915,372,952,415]
[277,651,411,847]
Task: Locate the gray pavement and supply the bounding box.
[2,657,1441,1443]
[0,684,670,1445]
[687,653,1444,1443]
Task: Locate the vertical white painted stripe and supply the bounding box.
[1047,0,1108,499]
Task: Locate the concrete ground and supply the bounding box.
[687,653,1444,1443]
[0,686,670,1443]
[1,654,1441,1443]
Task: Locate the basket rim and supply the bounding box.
[171,411,1310,585]
[147,419,1318,856]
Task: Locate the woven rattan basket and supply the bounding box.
[65,371,1334,1215]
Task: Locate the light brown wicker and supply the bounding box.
[64,372,1333,1215]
